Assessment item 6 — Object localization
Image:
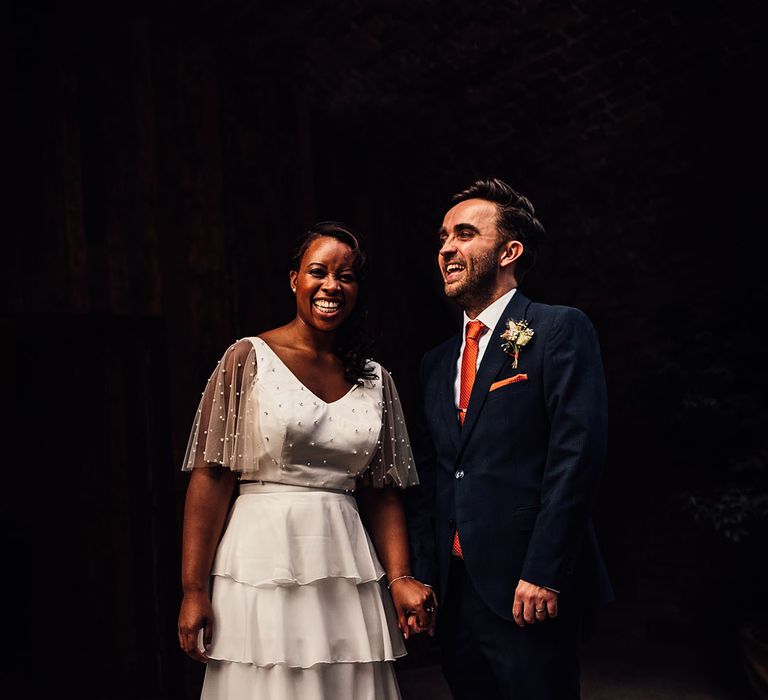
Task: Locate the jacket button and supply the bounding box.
[454,469,464,480]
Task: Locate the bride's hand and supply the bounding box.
[178,591,214,663]
[388,576,438,639]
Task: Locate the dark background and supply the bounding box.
[8,1,767,698]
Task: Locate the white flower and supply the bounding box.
[517,328,534,347]
[500,319,534,368]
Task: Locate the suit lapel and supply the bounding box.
[439,334,462,451]
[456,291,531,460]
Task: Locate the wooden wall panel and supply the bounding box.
[10,2,767,696]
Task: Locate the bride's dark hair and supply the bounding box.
[290,221,377,383]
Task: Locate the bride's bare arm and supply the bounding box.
[356,484,437,638]
[178,466,237,662]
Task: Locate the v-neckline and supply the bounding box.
[254,336,358,406]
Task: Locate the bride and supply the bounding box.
[177,221,436,699]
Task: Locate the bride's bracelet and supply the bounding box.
[387,575,414,589]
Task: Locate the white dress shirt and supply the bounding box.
[453,287,517,407]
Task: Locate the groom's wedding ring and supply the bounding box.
[426,605,436,613]
[535,608,546,613]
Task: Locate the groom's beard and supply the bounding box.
[445,248,500,314]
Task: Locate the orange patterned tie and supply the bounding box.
[453,320,486,558]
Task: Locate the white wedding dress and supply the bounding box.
[182,337,419,699]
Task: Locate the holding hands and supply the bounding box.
[388,575,438,639]
[512,579,558,627]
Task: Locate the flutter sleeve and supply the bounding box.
[181,338,264,476]
[366,366,420,489]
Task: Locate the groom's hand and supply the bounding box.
[512,579,558,627]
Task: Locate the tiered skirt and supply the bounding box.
[201,483,405,699]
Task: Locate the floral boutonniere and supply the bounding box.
[500,319,534,369]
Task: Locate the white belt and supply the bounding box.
[239,481,350,495]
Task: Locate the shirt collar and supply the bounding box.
[462,287,517,336]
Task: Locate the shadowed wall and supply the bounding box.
[9,1,766,697]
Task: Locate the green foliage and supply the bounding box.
[685,484,768,544]
[643,323,767,545]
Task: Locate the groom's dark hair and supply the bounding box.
[452,178,545,278]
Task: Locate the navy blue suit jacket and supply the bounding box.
[407,291,613,621]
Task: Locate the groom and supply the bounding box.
[407,178,613,699]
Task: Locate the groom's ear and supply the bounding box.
[499,239,524,269]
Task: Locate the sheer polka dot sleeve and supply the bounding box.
[181,338,264,476]
[366,366,419,489]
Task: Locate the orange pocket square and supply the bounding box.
[489,374,529,392]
